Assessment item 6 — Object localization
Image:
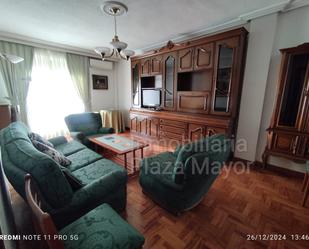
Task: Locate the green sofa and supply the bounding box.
[139,134,231,214]
[65,112,114,146]
[0,122,127,228]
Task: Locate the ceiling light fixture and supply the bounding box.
[95,1,134,61]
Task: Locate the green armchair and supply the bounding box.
[65,112,114,146]
[139,134,231,214]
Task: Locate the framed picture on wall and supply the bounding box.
[92,75,108,90]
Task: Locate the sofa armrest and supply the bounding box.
[48,136,68,147]
[70,170,127,208]
[70,131,86,142]
[99,127,114,134]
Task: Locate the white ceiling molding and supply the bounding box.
[140,0,308,53]
[0,31,99,58]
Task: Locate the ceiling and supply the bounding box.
[0,0,304,54]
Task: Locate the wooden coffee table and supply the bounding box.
[89,134,148,172]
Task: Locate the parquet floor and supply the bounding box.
[9,133,309,249]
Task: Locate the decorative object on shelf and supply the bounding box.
[92,74,108,90]
[262,43,309,169]
[94,1,134,61]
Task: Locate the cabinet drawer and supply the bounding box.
[159,131,185,141]
[159,119,187,129]
[160,125,186,135]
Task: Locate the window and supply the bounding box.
[27,49,84,138]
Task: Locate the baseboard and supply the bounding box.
[232,157,304,179]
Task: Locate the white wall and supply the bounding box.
[115,60,131,127]
[89,59,117,112]
[235,13,278,161]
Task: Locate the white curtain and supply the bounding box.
[66,53,91,111]
[27,49,84,138]
[0,41,34,124]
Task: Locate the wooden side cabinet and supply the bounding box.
[263,43,309,167]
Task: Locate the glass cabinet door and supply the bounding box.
[278,53,309,128]
[213,43,234,113]
[164,55,175,109]
[132,63,140,106]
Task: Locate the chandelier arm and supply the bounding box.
[119,52,128,60]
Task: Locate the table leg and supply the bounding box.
[124,153,127,169]
[133,149,136,173]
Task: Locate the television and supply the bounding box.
[142,89,161,107]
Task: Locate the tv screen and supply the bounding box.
[142,89,161,107]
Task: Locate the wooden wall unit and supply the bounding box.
[130,28,248,142]
[263,43,309,167]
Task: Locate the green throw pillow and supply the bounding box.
[28,132,54,148]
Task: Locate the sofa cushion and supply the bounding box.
[67,148,102,172]
[54,140,86,156]
[28,132,54,148]
[32,140,71,167]
[60,203,144,249]
[72,159,127,184]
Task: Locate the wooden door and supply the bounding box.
[151,56,162,75]
[194,43,214,70]
[131,60,140,107]
[141,58,151,76]
[147,118,159,137]
[130,115,138,133]
[189,124,206,141]
[163,52,177,110]
[178,48,194,72]
[211,37,239,115]
[139,117,148,135]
